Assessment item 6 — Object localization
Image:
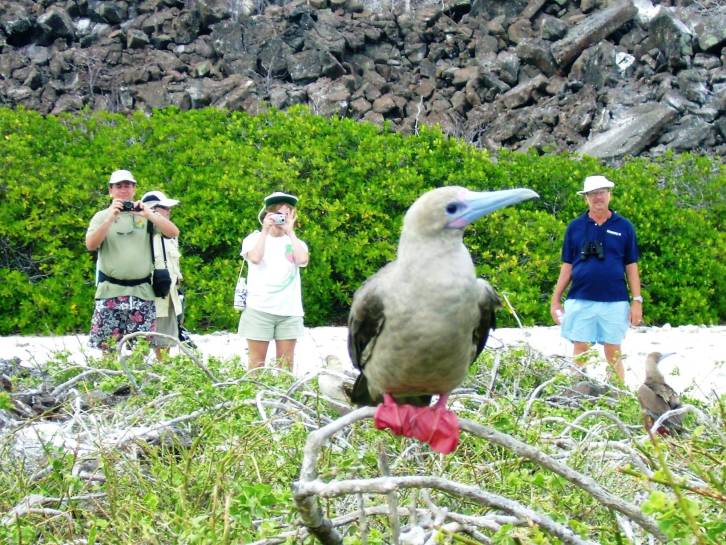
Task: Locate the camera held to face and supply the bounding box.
[122,201,141,212]
[581,240,604,260]
[270,213,286,224]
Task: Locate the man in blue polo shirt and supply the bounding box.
[550,175,643,381]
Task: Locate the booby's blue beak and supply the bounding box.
[446,188,539,229]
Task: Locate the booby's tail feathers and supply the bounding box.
[350,373,376,406]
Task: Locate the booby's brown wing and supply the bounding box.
[637,384,669,420]
[646,381,683,430]
[638,383,683,432]
[648,382,681,410]
[347,271,388,405]
[347,278,387,371]
[472,279,500,363]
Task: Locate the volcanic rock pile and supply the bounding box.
[1,0,724,159]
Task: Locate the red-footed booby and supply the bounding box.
[347,186,538,454]
[637,352,683,435]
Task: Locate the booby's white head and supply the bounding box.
[402,186,539,239]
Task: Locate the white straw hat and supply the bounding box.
[577,175,614,195]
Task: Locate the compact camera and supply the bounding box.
[270,213,286,224]
[122,201,141,212]
[581,240,604,260]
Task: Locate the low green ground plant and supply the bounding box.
[0,346,723,544]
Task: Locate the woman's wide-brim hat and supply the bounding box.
[258,192,298,224]
[141,190,180,208]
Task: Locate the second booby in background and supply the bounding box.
[637,352,683,435]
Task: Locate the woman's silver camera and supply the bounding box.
[271,213,286,224]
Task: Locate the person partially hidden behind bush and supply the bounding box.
[550,175,643,381]
[238,192,309,371]
[85,170,179,352]
[142,190,184,361]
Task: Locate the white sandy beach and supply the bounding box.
[2,324,724,401]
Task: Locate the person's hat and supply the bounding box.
[264,192,298,207]
[141,190,179,208]
[108,169,137,185]
[258,192,298,224]
[577,175,614,195]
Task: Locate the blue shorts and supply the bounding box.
[561,299,630,345]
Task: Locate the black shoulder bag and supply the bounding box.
[150,225,172,298]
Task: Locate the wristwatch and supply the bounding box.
[632,295,643,303]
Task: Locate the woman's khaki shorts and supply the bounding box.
[153,314,180,347]
[238,307,304,341]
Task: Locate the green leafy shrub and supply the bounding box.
[0,106,723,334]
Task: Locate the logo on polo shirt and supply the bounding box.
[606,229,622,236]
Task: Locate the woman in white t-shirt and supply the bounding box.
[238,192,309,370]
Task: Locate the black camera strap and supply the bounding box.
[149,225,168,269]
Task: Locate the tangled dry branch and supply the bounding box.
[292,407,667,544]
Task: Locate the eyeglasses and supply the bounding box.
[154,206,170,211]
[109,182,136,189]
[585,189,610,197]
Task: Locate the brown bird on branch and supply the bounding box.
[637,352,683,435]
[347,186,538,453]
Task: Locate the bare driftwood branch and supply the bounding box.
[570,440,651,475]
[297,475,597,545]
[649,404,726,443]
[293,408,375,545]
[377,441,400,544]
[109,401,234,449]
[357,493,369,545]
[486,352,501,397]
[459,418,666,541]
[558,409,635,439]
[522,376,559,422]
[294,407,666,544]
[2,492,106,525]
[51,367,125,398]
[245,505,519,545]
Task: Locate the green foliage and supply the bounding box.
[1,347,725,543]
[0,107,723,334]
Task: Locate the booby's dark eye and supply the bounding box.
[445,203,459,214]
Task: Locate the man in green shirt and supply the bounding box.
[86,170,179,350]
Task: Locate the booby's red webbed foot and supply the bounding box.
[374,394,460,454]
[374,394,417,435]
